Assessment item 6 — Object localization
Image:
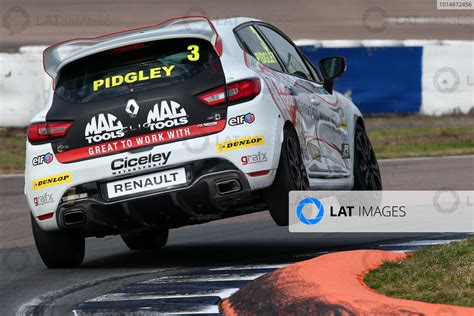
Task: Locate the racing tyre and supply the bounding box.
[31,214,85,268]
[353,125,382,190]
[121,229,169,250]
[265,127,309,226]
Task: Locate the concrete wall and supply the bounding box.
[297,40,473,116]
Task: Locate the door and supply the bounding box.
[256,24,350,177]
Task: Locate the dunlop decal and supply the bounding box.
[33,173,72,190]
[216,136,265,153]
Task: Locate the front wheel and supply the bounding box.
[31,214,85,268]
[353,125,382,190]
[121,228,169,251]
[264,127,309,226]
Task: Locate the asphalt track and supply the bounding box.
[0,155,473,315]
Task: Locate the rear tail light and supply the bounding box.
[198,86,227,106]
[28,122,72,144]
[198,78,261,106]
[37,212,54,221]
[248,170,271,177]
[227,79,261,103]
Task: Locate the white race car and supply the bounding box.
[25,16,381,268]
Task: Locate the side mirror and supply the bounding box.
[319,56,346,93]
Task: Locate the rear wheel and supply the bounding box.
[31,214,85,268]
[121,228,169,251]
[353,124,382,190]
[265,127,309,226]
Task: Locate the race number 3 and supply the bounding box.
[187,45,200,61]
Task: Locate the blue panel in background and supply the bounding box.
[299,46,423,114]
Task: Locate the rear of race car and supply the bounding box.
[25,17,283,241]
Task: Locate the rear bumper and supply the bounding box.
[25,91,284,231]
[54,158,266,237]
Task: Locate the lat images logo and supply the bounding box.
[85,113,124,144]
[297,197,325,225]
[125,99,139,118]
[228,113,255,126]
[32,152,53,166]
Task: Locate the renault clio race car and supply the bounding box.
[25,16,381,268]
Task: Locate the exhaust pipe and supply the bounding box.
[216,179,241,195]
[63,209,86,226]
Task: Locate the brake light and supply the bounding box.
[28,122,72,144]
[37,212,54,221]
[227,79,261,103]
[198,86,227,106]
[248,170,271,177]
[114,43,145,53]
[198,79,261,106]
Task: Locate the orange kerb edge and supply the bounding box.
[220,250,474,315]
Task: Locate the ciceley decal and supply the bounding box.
[111,151,172,175]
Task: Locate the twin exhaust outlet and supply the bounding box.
[62,179,242,226]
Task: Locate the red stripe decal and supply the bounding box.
[304,134,342,155]
[56,120,226,163]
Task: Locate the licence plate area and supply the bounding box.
[106,167,187,199]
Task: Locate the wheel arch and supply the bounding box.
[356,116,366,130]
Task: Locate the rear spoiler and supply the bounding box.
[43,16,223,80]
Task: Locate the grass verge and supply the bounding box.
[0,115,473,173]
[366,115,474,159]
[0,127,26,174]
[365,237,474,307]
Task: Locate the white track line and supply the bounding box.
[145,273,267,283]
[385,17,474,25]
[378,155,474,163]
[170,305,220,314]
[86,288,240,302]
[209,264,289,271]
[0,173,24,178]
[379,239,462,248]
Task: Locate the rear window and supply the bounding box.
[55,38,218,103]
